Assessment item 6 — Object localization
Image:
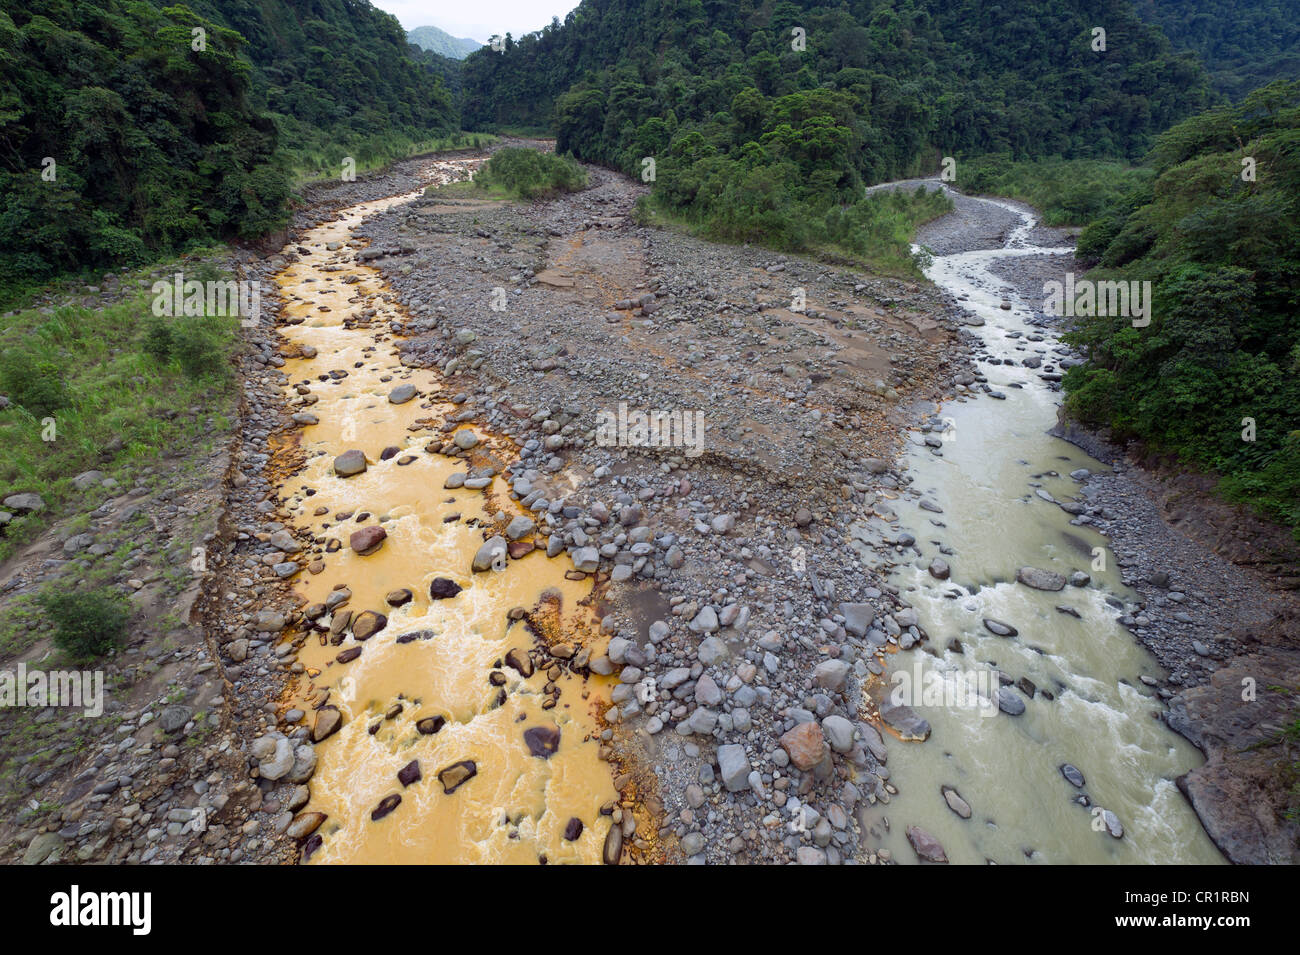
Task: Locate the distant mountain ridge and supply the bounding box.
[409,24,481,59]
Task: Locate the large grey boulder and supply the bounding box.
[1016,566,1066,591]
[717,744,752,792]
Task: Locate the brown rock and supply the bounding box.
[351,610,388,640]
[504,647,533,677]
[333,449,367,477]
[779,721,827,771]
[438,760,477,794]
[287,811,326,840]
[397,760,421,787]
[396,629,434,644]
[563,817,584,841]
[350,525,387,554]
[416,715,446,735]
[603,822,622,864]
[385,588,413,606]
[312,705,343,742]
[336,647,361,664]
[429,577,463,599]
[524,724,561,758]
[329,610,352,636]
[302,833,323,860]
[371,793,401,821]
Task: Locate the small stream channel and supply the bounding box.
[857,191,1225,864]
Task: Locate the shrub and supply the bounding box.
[477,148,588,199]
[0,348,70,416]
[142,317,174,361]
[39,588,132,661]
[171,318,227,378]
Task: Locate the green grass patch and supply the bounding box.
[426,179,513,201]
[957,155,1154,226]
[0,260,242,562]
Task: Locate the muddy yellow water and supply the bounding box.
[270,160,617,864]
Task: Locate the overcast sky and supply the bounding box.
[373,0,580,42]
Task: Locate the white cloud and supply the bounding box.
[372,0,580,42]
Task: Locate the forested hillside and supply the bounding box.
[0,0,458,292]
[409,24,480,59]
[151,0,458,164]
[461,0,1208,262]
[1066,81,1300,533]
[0,1,288,284]
[1134,0,1300,99]
[463,0,1209,175]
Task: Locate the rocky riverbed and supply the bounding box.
[331,149,981,864]
[5,152,1294,866]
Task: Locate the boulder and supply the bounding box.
[505,515,535,540]
[351,610,387,640]
[2,492,44,513]
[523,724,560,758]
[907,825,949,863]
[472,536,507,572]
[287,812,326,840]
[312,706,343,742]
[716,744,752,792]
[429,577,463,599]
[879,700,931,741]
[371,794,401,821]
[942,785,972,819]
[438,760,477,794]
[350,525,387,554]
[333,449,367,477]
[779,721,827,770]
[982,618,1018,637]
[997,687,1026,715]
[388,383,417,404]
[838,602,874,637]
[1016,566,1067,591]
[258,736,295,781]
[812,659,850,693]
[397,760,422,787]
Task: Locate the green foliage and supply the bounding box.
[142,318,174,362]
[0,348,69,416]
[170,317,229,378]
[1063,82,1300,537]
[408,25,480,60]
[959,157,1155,226]
[464,1,1210,173]
[476,148,588,199]
[1133,0,1300,99]
[170,0,459,173]
[0,0,464,295]
[0,273,240,560]
[38,587,131,661]
[461,1,1208,270]
[0,2,291,285]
